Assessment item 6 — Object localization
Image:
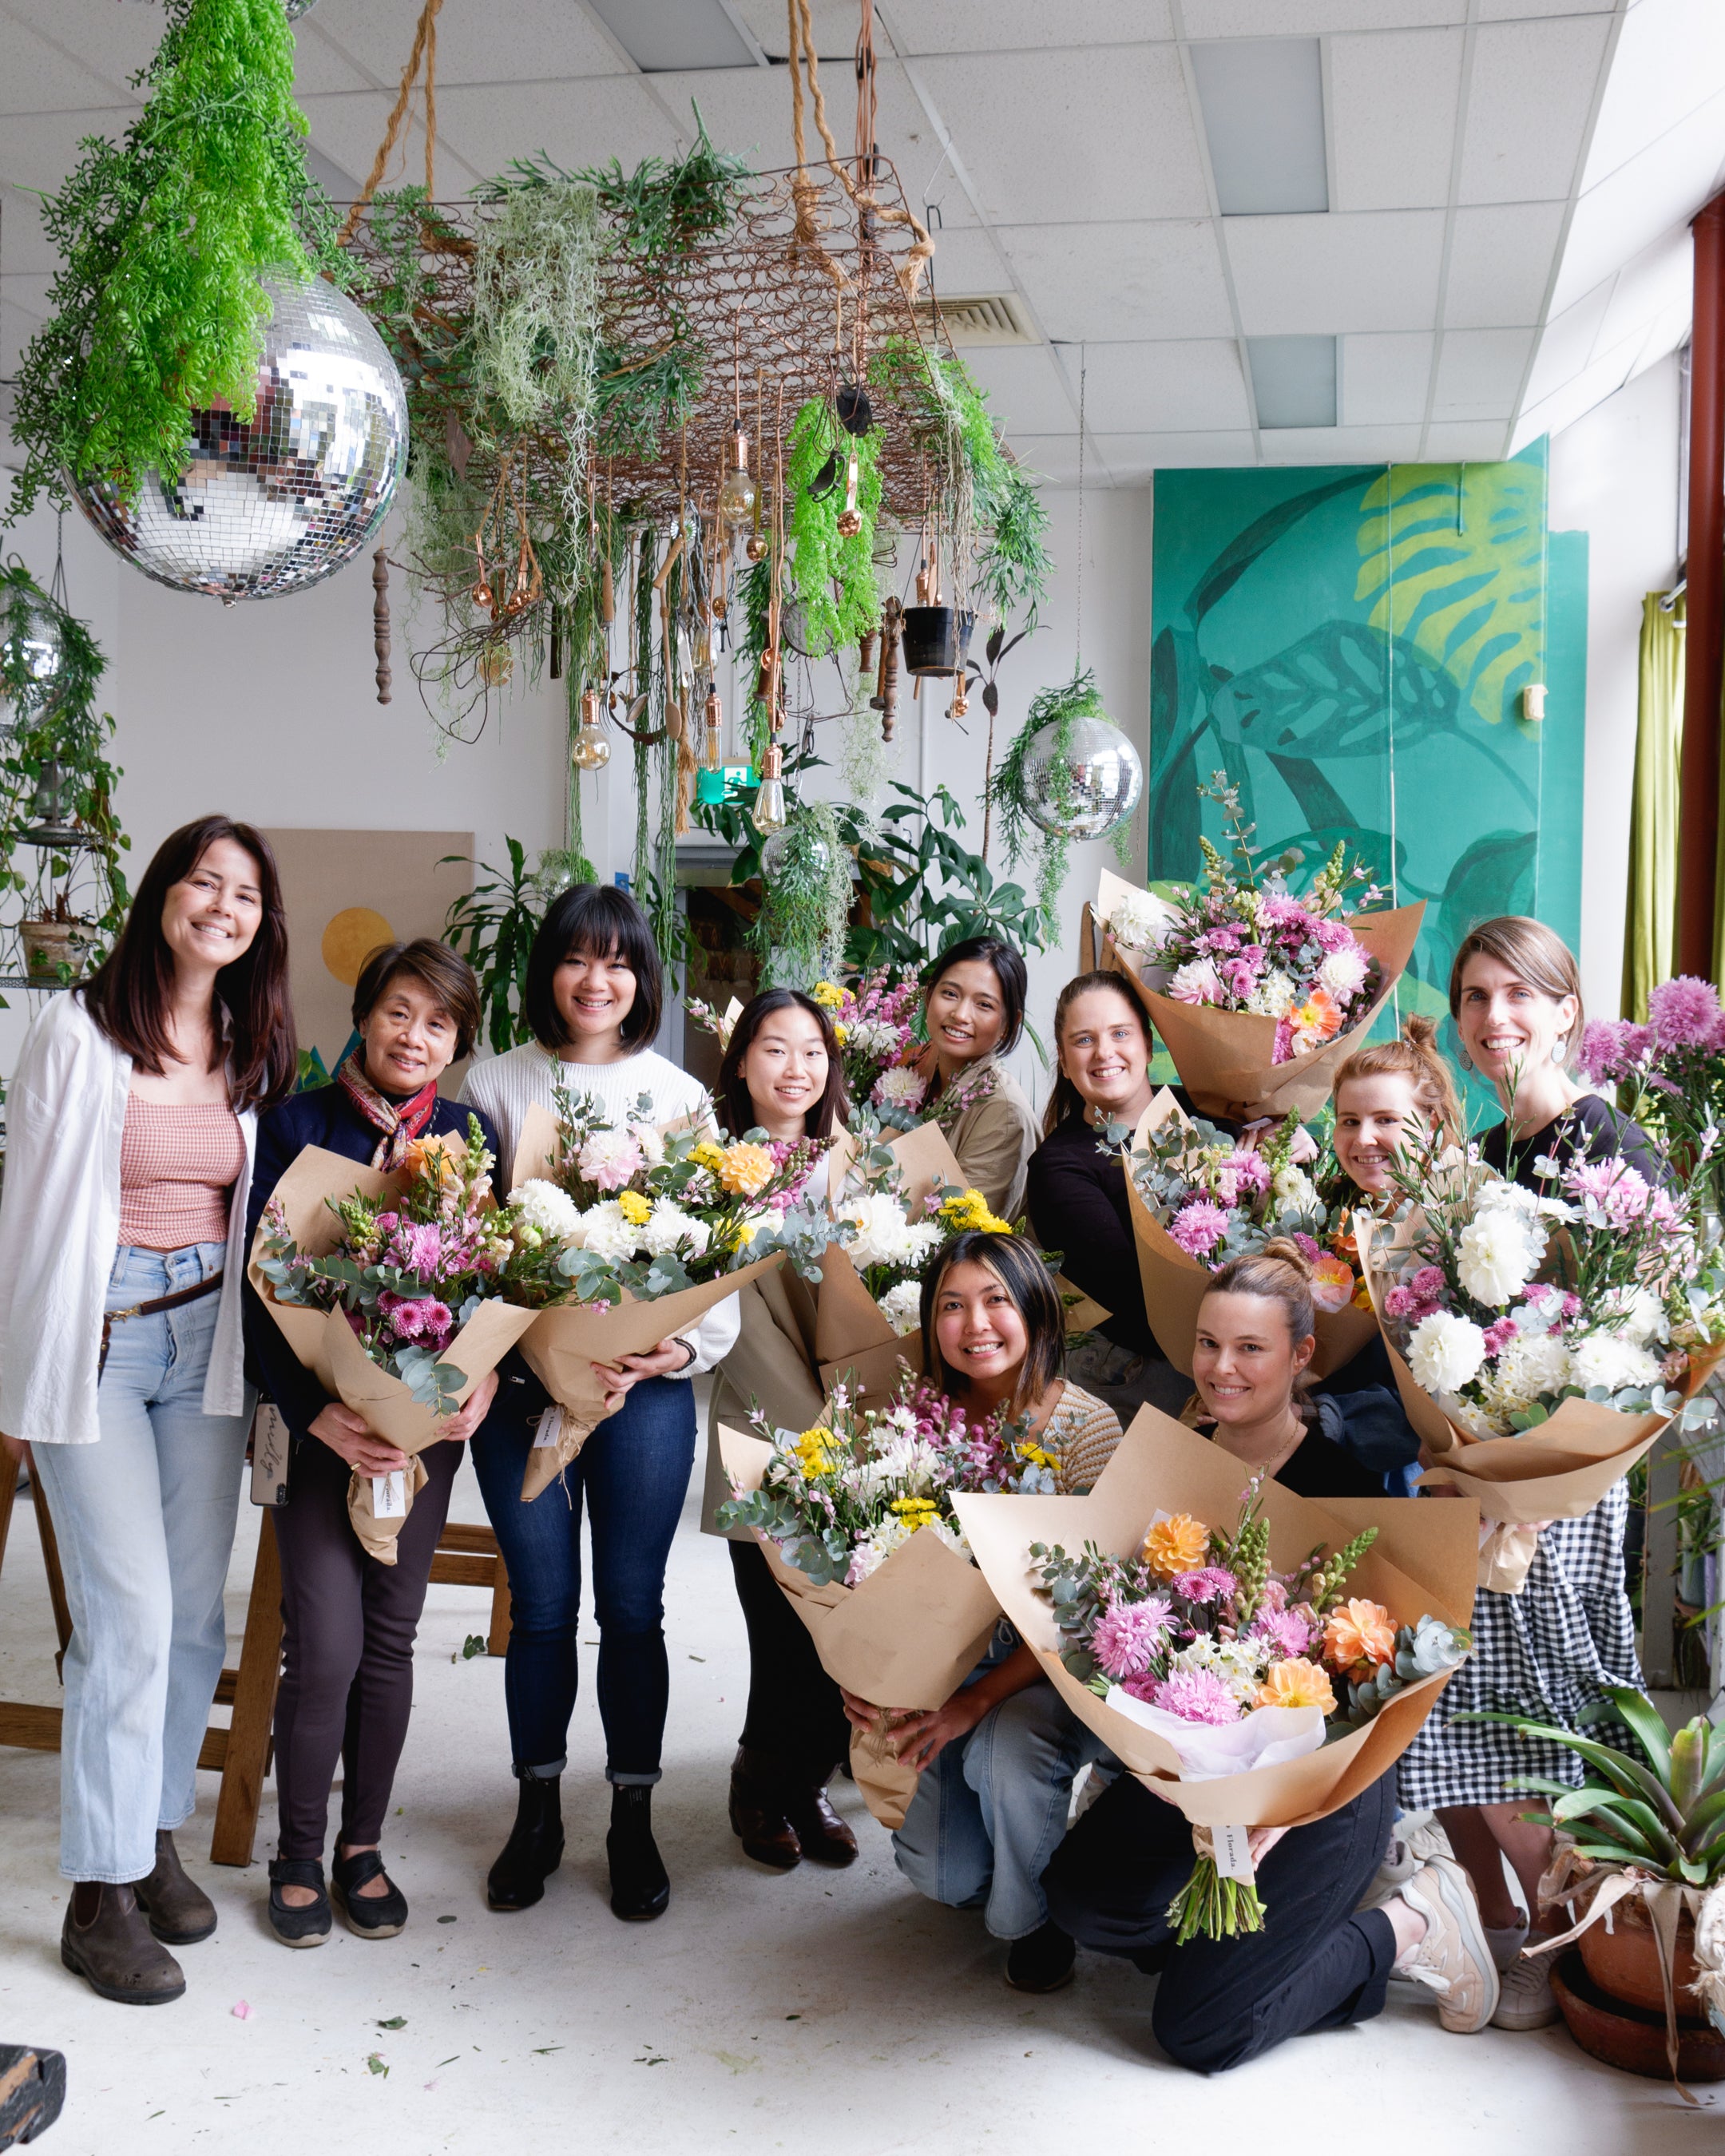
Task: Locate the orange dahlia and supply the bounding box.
[1143,1513,1210,1580]
[1323,1598,1397,1674]
[717,1142,775,1197]
[1256,1658,1337,1713]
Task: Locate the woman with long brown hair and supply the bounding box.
[0,816,295,2006]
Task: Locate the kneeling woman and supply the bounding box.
[244,940,500,1945]
[1041,1243,1500,2067]
[845,1231,1124,1994]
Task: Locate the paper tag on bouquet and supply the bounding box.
[1211,1823,1255,1883]
[371,1470,408,1519]
[532,1405,565,1452]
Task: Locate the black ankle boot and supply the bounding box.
[607,1785,668,1921]
[487,1770,565,1912]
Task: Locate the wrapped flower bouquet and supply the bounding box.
[954,1409,1478,1940]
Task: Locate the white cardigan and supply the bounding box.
[0,993,256,1445]
[462,1040,740,1374]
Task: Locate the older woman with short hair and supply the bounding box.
[244,937,502,1948]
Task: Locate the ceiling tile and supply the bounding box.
[0,14,129,116]
[731,0,893,57]
[1259,423,1424,466]
[921,226,1013,295]
[0,108,133,192]
[296,93,451,192]
[0,1,162,92]
[1442,202,1565,329]
[396,78,683,188]
[1226,212,1445,335]
[1457,14,1611,206]
[1596,225,1693,355]
[1339,333,1434,426]
[1092,429,1258,473]
[1422,418,1514,461]
[1550,90,1725,313]
[1061,339,1253,433]
[1431,327,1535,420]
[1580,0,1725,192]
[1512,333,1646,452]
[954,347,1079,437]
[1184,2,1465,30]
[1477,0,1613,14]
[0,192,54,273]
[997,220,1233,342]
[305,0,627,86]
[910,47,1209,224]
[1523,278,1614,406]
[879,1,1175,54]
[1329,29,1465,213]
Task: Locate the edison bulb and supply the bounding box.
[751,775,787,835]
[572,721,611,770]
[719,432,757,533]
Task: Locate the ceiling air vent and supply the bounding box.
[926,293,1036,347]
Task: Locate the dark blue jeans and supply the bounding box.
[470,1369,697,1785]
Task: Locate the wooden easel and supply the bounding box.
[0,1449,513,1865]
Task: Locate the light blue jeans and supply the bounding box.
[30,1242,252,1883]
[893,1651,1115,1941]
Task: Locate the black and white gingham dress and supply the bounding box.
[1398,1479,1641,1809]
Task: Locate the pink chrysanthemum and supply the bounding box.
[1385,1283,1440,1322]
[1145,1669,1241,1725]
[1565,1157,1651,1225]
[1482,1316,1519,1356]
[1169,1199,1231,1258]
[1577,1019,1636,1084]
[1214,1150,1271,1205]
[1410,1265,1448,1301]
[1250,1607,1317,1659]
[1172,1566,1238,1603]
[1090,1595,1175,1681]
[1291,1231,1322,1264]
[1648,976,1722,1050]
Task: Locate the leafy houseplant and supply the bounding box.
[7,0,344,521]
[0,563,129,995]
[786,397,882,658]
[441,839,558,1056]
[752,801,851,991]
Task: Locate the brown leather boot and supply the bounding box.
[781,1775,859,1868]
[728,1747,801,1871]
[133,1830,217,1946]
[60,1884,186,2005]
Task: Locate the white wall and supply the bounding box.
[1549,351,1684,1022]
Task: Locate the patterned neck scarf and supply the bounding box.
[336,1049,439,1170]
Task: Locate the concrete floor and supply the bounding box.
[0,1403,1715,2155]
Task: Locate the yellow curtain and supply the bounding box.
[1623,591,1684,1020]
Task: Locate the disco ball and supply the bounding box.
[73,275,406,602]
[1021,709,1144,842]
[0,582,64,735]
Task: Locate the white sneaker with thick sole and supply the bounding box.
[1483,1919,1530,1972]
[1357,1832,1419,1912]
[1393,1856,1501,2034]
[1492,1943,1560,2030]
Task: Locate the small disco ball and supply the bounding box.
[1021,709,1144,842]
[0,583,64,735]
[73,275,406,603]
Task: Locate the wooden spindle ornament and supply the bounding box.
[870,595,902,741]
[372,547,392,704]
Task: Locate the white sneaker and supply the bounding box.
[1483,1919,1530,1972]
[1402,1812,1453,1864]
[1392,1856,1501,2034]
[1492,1943,1560,2030]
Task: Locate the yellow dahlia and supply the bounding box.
[718,1142,775,1196]
[1143,1513,1210,1579]
[1256,1658,1337,1713]
[1323,1598,1398,1674]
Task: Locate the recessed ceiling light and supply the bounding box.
[1192,38,1328,216]
[1247,336,1338,429]
[586,0,759,73]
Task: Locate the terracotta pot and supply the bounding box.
[1577,1892,1700,2015]
[20,917,93,984]
[1552,1953,1725,2082]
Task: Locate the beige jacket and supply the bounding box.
[941,1063,1039,1219]
[701,1264,826,1539]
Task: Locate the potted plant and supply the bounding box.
[1469,1685,1725,2085]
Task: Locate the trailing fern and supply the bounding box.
[786,398,882,656]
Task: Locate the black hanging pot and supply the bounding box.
[900,605,975,678]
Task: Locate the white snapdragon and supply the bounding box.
[1408,1309,1489,1393]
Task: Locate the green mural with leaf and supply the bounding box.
[1149,442,1584,1111]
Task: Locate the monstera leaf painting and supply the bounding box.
[1149,445,1576,1105]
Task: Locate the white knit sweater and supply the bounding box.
[461,1042,739,1373]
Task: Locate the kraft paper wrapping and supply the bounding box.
[1355,1207,1725,1591]
[248,1144,541,1561]
[516,1250,786,1500]
[718,1423,1004,1829]
[815,1123,969,1397]
[508,1100,714,1194]
[1104,902,1426,1123]
[1125,1092,1378,1378]
[953,1407,1479,1833]
[348,1453,428,1561]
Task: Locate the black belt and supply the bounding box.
[98,1271,223,1378]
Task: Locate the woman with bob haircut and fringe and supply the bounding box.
[462,882,741,1926]
[842,1228,1123,1998]
[244,938,501,1950]
[704,988,858,1874]
[0,816,295,2007]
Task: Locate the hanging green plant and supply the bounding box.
[989,668,1116,923]
[786,399,883,657]
[752,800,852,991]
[6,0,345,521]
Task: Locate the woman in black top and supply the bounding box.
[243,940,503,1949]
[1024,970,1188,1420]
[1398,915,1660,2034]
[1042,1240,1499,2066]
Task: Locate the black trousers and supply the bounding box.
[728,1540,850,1781]
[272,1430,462,1859]
[1043,1769,1399,2073]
